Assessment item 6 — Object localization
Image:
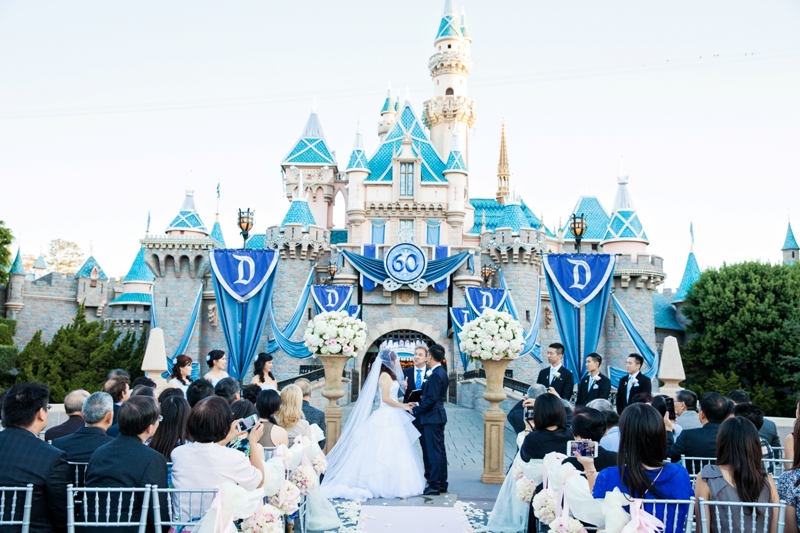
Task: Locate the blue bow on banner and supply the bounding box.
[465,287,508,320]
[311,285,354,313]
[449,307,471,371]
[210,249,279,380]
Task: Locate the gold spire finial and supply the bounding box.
[496,121,510,205]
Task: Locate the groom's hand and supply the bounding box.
[409,402,418,408]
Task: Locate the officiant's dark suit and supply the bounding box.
[411,344,448,495]
[575,372,611,406]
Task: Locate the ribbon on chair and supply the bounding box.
[620,499,666,533]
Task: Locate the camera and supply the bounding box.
[236,414,259,433]
[567,440,599,458]
[524,407,535,420]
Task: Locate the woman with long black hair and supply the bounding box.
[250,352,278,390]
[697,416,779,533]
[255,389,289,448]
[777,400,800,532]
[168,355,193,396]
[148,395,190,461]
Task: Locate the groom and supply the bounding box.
[411,344,448,495]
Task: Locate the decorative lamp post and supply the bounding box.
[238,208,255,249]
[569,213,587,253]
[327,260,337,284]
[481,263,493,287]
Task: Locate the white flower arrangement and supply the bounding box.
[266,480,301,515]
[457,309,525,361]
[532,487,558,524]
[511,463,524,481]
[240,504,283,533]
[303,311,367,357]
[288,463,318,495]
[548,516,587,533]
[515,476,537,503]
[311,452,328,475]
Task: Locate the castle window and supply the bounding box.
[445,88,454,96]
[398,219,415,243]
[399,163,414,196]
[447,44,451,49]
[122,305,128,311]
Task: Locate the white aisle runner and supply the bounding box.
[356,505,474,532]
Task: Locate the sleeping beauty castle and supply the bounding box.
[1,1,707,400]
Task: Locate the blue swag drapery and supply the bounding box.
[607,294,659,386]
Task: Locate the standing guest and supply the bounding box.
[599,409,621,452]
[777,414,800,532]
[667,392,731,467]
[168,355,194,396]
[508,384,547,435]
[729,390,781,448]
[249,353,278,390]
[576,353,611,406]
[592,404,693,533]
[695,416,779,533]
[241,384,261,405]
[148,395,190,461]
[675,390,702,430]
[85,396,168,533]
[52,392,114,463]
[296,378,327,449]
[132,377,157,389]
[186,378,215,408]
[214,377,240,405]
[255,389,289,448]
[103,376,131,425]
[563,408,617,473]
[277,385,310,440]
[44,389,89,441]
[652,395,684,437]
[157,387,184,404]
[0,382,70,533]
[203,350,229,387]
[615,354,652,414]
[536,343,574,400]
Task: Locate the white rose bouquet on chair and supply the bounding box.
[458,308,524,361]
[303,311,367,356]
[240,504,283,533]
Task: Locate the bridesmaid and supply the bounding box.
[250,352,278,390]
[168,355,193,395]
[203,350,229,387]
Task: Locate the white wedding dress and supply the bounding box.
[321,379,426,500]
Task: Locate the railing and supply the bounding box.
[277,365,347,390]
[459,369,530,395]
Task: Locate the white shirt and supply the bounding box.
[626,372,640,401]
[203,371,229,387]
[168,378,189,396]
[171,441,262,519]
[549,365,562,385]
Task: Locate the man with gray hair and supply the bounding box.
[52,392,115,463]
[587,398,615,412]
[295,378,326,449]
[44,389,89,441]
[507,383,548,434]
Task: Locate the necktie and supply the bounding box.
[627,375,633,402]
[416,369,422,389]
[588,377,593,393]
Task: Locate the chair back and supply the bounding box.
[150,486,218,531]
[637,498,696,533]
[0,484,34,533]
[67,484,152,533]
[698,499,786,533]
[680,455,716,486]
[68,462,89,488]
[762,458,792,478]
[263,446,275,461]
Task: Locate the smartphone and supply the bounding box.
[236,414,259,433]
[524,407,535,420]
[665,397,677,421]
[567,440,599,458]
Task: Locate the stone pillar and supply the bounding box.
[658,336,686,398]
[482,358,512,484]
[142,327,170,395]
[319,354,351,454]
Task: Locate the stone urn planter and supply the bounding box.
[480,358,514,483]
[318,354,351,453]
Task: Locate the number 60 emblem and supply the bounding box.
[384,243,427,284]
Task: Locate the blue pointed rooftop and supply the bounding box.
[34,255,47,269]
[10,249,26,275]
[245,234,265,250]
[672,251,701,304]
[346,128,370,172]
[435,0,463,41]
[653,292,684,331]
[282,112,336,166]
[74,256,108,281]
[381,95,395,114]
[123,248,155,283]
[210,220,226,248]
[444,147,467,172]
[782,223,798,250]
[468,198,555,237]
[281,200,317,229]
[166,190,209,234]
[563,197,610,241]
[499,203,529,234]
[602,178,648,243]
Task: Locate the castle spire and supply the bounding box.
[496,121,510,205]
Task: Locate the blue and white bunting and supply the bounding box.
[210,249,279,303]
[543,254,616,308]
[311,285,354,313]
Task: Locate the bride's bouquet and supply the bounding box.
[458,308,525,361]
[240,503,283,533]
[303,311,367,357]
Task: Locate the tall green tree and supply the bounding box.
[682,261,800,415]
[0,221,13,286]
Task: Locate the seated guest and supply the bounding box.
[148,395,190,461]
[45,389,89,441]
[784,399,800,463]
[520,394,573,466]
[734,404,775,466]
[599,410,621,453]
[168,355,194,396]
[241,384,261,406]
[157,387,184,404]
[85,396,168,533]
[593,404,693,533]
[226,399,258,456]
[277,384,310,440]
[256,389,289,448]
[674,390,701,430]
[106,368,131,380]
[104,376,131,425]
[630,392,653,405]
[171,397,265,519]
[0,382,70,533]
[186,378,215,408]
[587,398,615,412]
[296,378,326,449]
[777,414,800,532]
[132,376,157,389]
[130,384,155,399]
[695,416,779,533]
[729,390,781,447]
[563,408,617,473]
[667,392,731,468]
[507,384,547,435]
[214,377,240,405]
[652,395,683,436]
[52,392,115,463]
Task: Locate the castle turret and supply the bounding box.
[210,215,226,248]
[495,122,510,205]
[444,132,468,245]
[5,249,27,318]
[672,247,701,305]
[345,125,370,245]
[377,85,397,140]
[33,254,48,280]
[601,176,649,256]
[782,221,798,265]
[165,190,209,238]
[75,255,111,317]
[108,247,155,331]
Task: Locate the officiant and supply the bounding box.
[404,345,431,484]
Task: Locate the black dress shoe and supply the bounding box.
[422,487,440,496]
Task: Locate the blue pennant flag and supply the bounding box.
[311,285,354,313]
[348,305,361,319]
[543,254,616,308]
[465,287,508,319]
[449,307,471,371]
[210,249,278,302]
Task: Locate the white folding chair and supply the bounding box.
[638,497,697,533]
[151,486,218,532]
[762,458,792,478]
[698,499,786,533]
[67,462,89,488]
[680,456,717,487]
[67,484,152,533]
[0,484,34,533]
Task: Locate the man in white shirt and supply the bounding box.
[535,343,574,400]
[615,353,652,414]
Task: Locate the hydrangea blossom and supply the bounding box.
[303,311,367,357]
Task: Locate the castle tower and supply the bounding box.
[672,247,701,306]
[74,256,111,318]
[345,125,370,245]
[4,249,27,319]
[422,0,476,161]
[377,86,397,140]
[33,254,48,280]
[108,247,155,332]
[443,132,468,245]
[782,221,798,265]
[601,175,649,256]
[496,122,511,205]
[165,190,209,238]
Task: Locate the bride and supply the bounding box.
[320,343,426,500]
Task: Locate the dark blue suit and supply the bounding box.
[404,365,430,481]
[52,426,114,463]
[412,365,448,492]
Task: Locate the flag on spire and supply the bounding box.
[216,182,220,199]
[146,210,151,233]
[690,221,694,245]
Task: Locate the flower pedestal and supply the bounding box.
[319,354,350,454]
[481,358,512,484]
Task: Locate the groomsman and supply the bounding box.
[616,353,652,414]
[576,353,611,406]
[536,343,574,400]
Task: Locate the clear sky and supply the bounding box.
[1,0,799,287]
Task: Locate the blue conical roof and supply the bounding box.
[782,223,798,250]
[282,112,336,166]
[444,134,467,173]
[281,200,317,229]
[10,249,26,275]
[346,127,370,172]
[435,0,463,42]
[33,255,47,269]
[672,251,701,303]
[210,218,226,247]
[74,256,108,280]
[123,248,155,283]
[166,190,209,235]
[602,177,648,243]
[500,203,530,234]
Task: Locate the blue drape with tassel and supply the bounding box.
[162,284,203,379]
[608,295,659,387]
[498,270,542,361]
[266,267,315,354]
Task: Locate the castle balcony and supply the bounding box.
[480,227,544,266]
[613,254,666,290]
[264,223,328,261]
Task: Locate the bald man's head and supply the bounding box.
[64,389,90,416]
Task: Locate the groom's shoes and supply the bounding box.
[422,487,440,496]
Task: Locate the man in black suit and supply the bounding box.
[411,344,448,496]
[403,345,431,482]
[729,390,782,447]
[44,389,89,442]
[52,392,114,463]
[0,382,70,533]
[667,392,731,471]
[85,396,169,533]
[575,353,611,407]
[615,353,652,414]
[536,342,574,400]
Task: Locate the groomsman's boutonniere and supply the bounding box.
[592,375,601,383]
[425,369,433,380]
[630,378,639,387]
[554,372,561,380]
